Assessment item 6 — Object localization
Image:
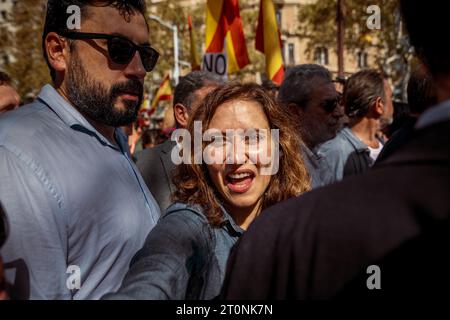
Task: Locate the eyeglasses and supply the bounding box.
[60,32,159,72]
[321,93,343,113]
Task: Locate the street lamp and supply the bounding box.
[148,14,180,85]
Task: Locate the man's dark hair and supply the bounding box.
[400,0,450,77]
[344,69,386,119]
[0,71,12,86]
[407,66,437,115]
[173,71,223,109]
[42,0,148,82]
[0,203,8,248]
[261,79,279,92]
[141,129,161,148]
[278,64,332,108]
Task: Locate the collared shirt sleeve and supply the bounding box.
[102,208,211,300]
[0,146,70,300]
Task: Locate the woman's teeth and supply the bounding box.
[228,172,252,179]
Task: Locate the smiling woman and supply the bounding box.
[103,82,311,300]
[174,82,311,229]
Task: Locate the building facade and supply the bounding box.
[275,0,375,78]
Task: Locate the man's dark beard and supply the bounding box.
[66,56,143,127]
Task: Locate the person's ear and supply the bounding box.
[45,32,70,78]
[373,97,384,117]
[173,103,190,128]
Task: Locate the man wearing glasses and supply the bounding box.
[0,0,160,299]
[320,69,394,181]
[278,64,345,188]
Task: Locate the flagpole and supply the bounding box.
[173,26,180,85]
[148,15,180,85]
[337,0,345,79]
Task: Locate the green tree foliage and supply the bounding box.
[146,0,188,83]
[298,0,413,99]
[298,0,401,61]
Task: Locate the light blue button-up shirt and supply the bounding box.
[318,127,371,182]
[301,144,335,189]
[0,85,160,300]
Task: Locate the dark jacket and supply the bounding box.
[222,120,450,299]
[136,140,176,212]
[104,203,243,300]
[375,117,417,164]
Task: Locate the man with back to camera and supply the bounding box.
[0,0,160,299]
[136,70,222,213]
[376,65,437,163]
[319,69,394,181]
[222,0,450,299]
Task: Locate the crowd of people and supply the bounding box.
[0,0,449,300]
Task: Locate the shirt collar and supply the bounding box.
[219,204,245,236]
[302,144,323,160]
[341,127,369,152]
[416,99,450,129]
[37,84,126,151]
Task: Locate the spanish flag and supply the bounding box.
[151,75,172,110]
[205,0,250,73]
[188,15,201,71]
[255,0,285,85]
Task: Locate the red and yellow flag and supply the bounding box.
[205,0,250,73]
[188,15,201,71]
[255,0,285,85]
[151,75,172,109]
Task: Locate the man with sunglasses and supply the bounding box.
[279,64,345,188]
[0,0,160,299]
[320,69,393,181]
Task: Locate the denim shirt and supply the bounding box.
[318,127,372,182]
[0,85,160,299]
[103,202,244,300]
[301,144,335,189]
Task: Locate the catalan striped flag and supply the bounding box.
[255,0,285,85]
[188,15,201,71]
[205,0,250,73]
[151,75,172,110]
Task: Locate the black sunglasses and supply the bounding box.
[322,93,343,113]
[60,32,159,72]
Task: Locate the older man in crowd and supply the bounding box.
[278,64,344,188]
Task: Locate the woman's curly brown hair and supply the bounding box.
[172,82,311,227]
